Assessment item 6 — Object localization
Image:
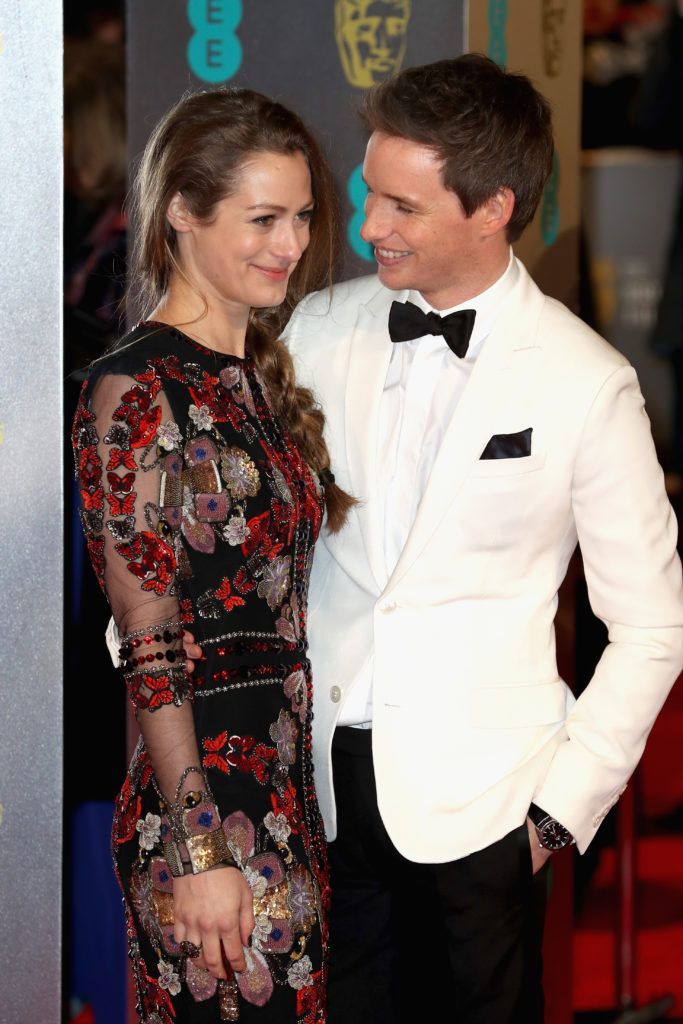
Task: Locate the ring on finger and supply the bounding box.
[180,939,203,959]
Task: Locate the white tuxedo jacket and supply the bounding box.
[285,260,683,861]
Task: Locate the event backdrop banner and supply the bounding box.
[0,1,63,1022]
[469,0,581,307]
[128,0,466,281]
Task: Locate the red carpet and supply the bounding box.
[573,678,683,1017]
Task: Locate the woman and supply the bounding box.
[73,87,352,1023]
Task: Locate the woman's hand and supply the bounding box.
[173,866,255,978]
[181,629,203,674]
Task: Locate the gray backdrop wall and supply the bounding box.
[0,1,63,1022]
[128,0,466,280]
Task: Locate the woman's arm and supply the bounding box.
[74,371,254,976]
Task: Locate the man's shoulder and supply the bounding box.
[290,274,396,326]
[512,261,629,380]
[538,292,630,378]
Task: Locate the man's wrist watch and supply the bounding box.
[528,802,574,851]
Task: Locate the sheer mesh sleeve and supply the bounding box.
[74,373,201,804]
[76,373,190,707]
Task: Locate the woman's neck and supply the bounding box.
[150,277,249,357]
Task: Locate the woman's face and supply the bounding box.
[174,149,314,313]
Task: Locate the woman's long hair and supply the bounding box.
[129,87,354,531]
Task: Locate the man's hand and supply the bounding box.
[526,817,553,874]
[182,629,203,674]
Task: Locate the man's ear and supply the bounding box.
[480,187,515,238]
[166,191,195,234]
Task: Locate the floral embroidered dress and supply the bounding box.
[73,324,329,1023]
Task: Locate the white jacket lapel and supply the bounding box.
[344,288,409,591]
[386,268,546,591]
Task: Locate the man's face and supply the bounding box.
[335,0,410,88]
[360,132,490,310]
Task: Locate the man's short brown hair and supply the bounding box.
[361,53,554,242]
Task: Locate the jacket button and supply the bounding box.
[380,600,397,613]
[330,685,342,703]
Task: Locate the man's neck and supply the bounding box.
[419,247,512,312]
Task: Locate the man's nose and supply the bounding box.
[360,198,388,243]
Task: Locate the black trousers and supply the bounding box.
[327,727,548,1024]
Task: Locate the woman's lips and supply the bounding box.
[254,265,289,281]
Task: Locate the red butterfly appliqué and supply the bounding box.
[107,448,136,471]
[115,531,176,595]
[108,471,136,494]
[81,487,104,511]
[106,492,136,516]
[215,577,246,613]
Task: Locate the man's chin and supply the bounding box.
[376,262,413,292]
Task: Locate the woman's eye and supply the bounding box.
[296,208,314,223]
[252,215,274,226]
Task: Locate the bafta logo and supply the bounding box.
[542,0,567,78]
[335,0,411,89]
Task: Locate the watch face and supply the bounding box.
[539,820,571,851]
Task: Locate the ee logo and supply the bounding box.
[487,0,508,66]
[541,151,560,247]
[187,0,243,83]
[347,164,374,263]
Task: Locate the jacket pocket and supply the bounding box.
[470,679,567,728]
[468,452,546,479]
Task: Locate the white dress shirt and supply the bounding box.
[338,250,519,728]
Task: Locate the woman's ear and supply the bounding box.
[166,191,194,234]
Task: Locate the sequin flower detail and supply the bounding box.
[156,421,182,451]
[136,812,162,851]
[129,866,157,936]
[158,958,181,996]
[287,954,313,991]
[272,466,293,504]
[244,863,269,900]
[263,810,291,844]
[269,709,298,766]
[223,514,250,546]
[252,913,273,949]
[283,668,308,724]
[188,404,213,431]
[221,447,260,499]
[287,865,318,933]
[257,554,291,610]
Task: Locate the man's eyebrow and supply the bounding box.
[361,178,421,208]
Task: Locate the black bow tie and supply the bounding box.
[388,300,476,358]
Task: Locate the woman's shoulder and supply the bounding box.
[85,322,182,389]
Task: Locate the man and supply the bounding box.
[281,54,683,1023]
[132,51,680,1022]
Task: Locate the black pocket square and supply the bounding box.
[480,427,532,460]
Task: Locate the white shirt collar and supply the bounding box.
[407,248,518,360]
